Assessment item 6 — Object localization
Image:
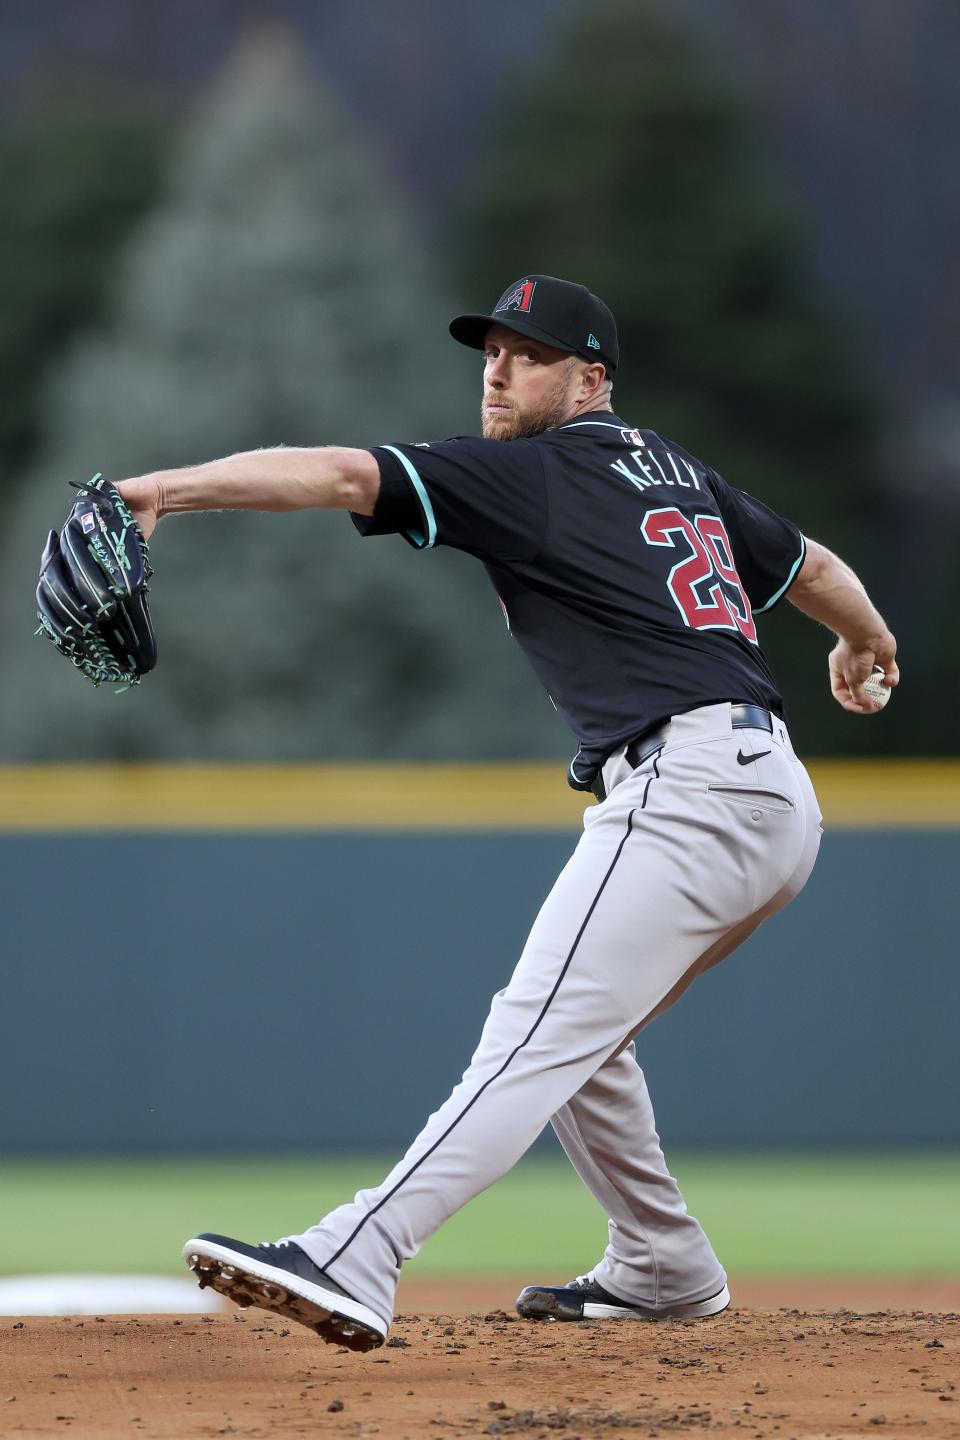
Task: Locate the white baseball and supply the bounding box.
[862,665,891,710]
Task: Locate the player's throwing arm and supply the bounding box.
[786,538,898,713]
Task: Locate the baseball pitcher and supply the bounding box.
[109,274,897,1350]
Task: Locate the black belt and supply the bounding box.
[625,702,773,770]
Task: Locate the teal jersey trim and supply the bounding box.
[754,534,807,614]
[383,445,438,549]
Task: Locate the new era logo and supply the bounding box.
[586,333,601,350]
[81,512,96,534]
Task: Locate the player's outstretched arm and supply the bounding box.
[788,538,898,714]
[114,446,380,541]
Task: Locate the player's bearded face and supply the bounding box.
[481,330,579,441]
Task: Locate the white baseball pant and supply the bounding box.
[294,702,822,1325]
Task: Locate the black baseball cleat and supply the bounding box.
[181,1233,387,1351]
[516,1274,730,1322]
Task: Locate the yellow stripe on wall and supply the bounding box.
[0,760,958,831]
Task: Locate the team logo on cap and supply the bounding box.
[496,279,536,314]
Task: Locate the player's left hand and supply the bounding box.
[828,633,899,714]
[114,475,162,541]
[36,473,157,689]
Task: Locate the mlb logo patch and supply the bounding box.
[81,512,96,534]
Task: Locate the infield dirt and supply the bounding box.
[3,1283,957,1439]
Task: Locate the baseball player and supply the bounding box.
[116,274,898,1352]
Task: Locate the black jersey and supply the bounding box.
[351,412,805,789]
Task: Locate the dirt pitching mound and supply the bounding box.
[3,1294,957,1439]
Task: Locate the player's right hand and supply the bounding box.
[828,633,899,713]
[114,476,162,542]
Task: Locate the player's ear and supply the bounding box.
[579,361,607,397]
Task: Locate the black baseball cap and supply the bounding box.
[449,274,619,373]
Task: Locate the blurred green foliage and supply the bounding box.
[0,33,565,763]
[0,89,171,485]
[0,14,943,758]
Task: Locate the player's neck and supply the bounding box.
[563,395,615,423]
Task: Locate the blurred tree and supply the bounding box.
[0,27,569,763]
[456,0,891,755]
[0,90,170,488]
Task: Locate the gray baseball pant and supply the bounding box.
[295,702,822,1326]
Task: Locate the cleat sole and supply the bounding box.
[183,1250,384,1352]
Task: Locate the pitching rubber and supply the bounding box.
[181,1237,386,1352]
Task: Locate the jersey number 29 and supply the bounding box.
[641,507,757,644]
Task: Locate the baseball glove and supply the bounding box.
[36,473,156,689]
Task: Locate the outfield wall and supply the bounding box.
[1,762,957,1150]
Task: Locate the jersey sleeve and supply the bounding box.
[350,436,548,566]
[711,474,806,614]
